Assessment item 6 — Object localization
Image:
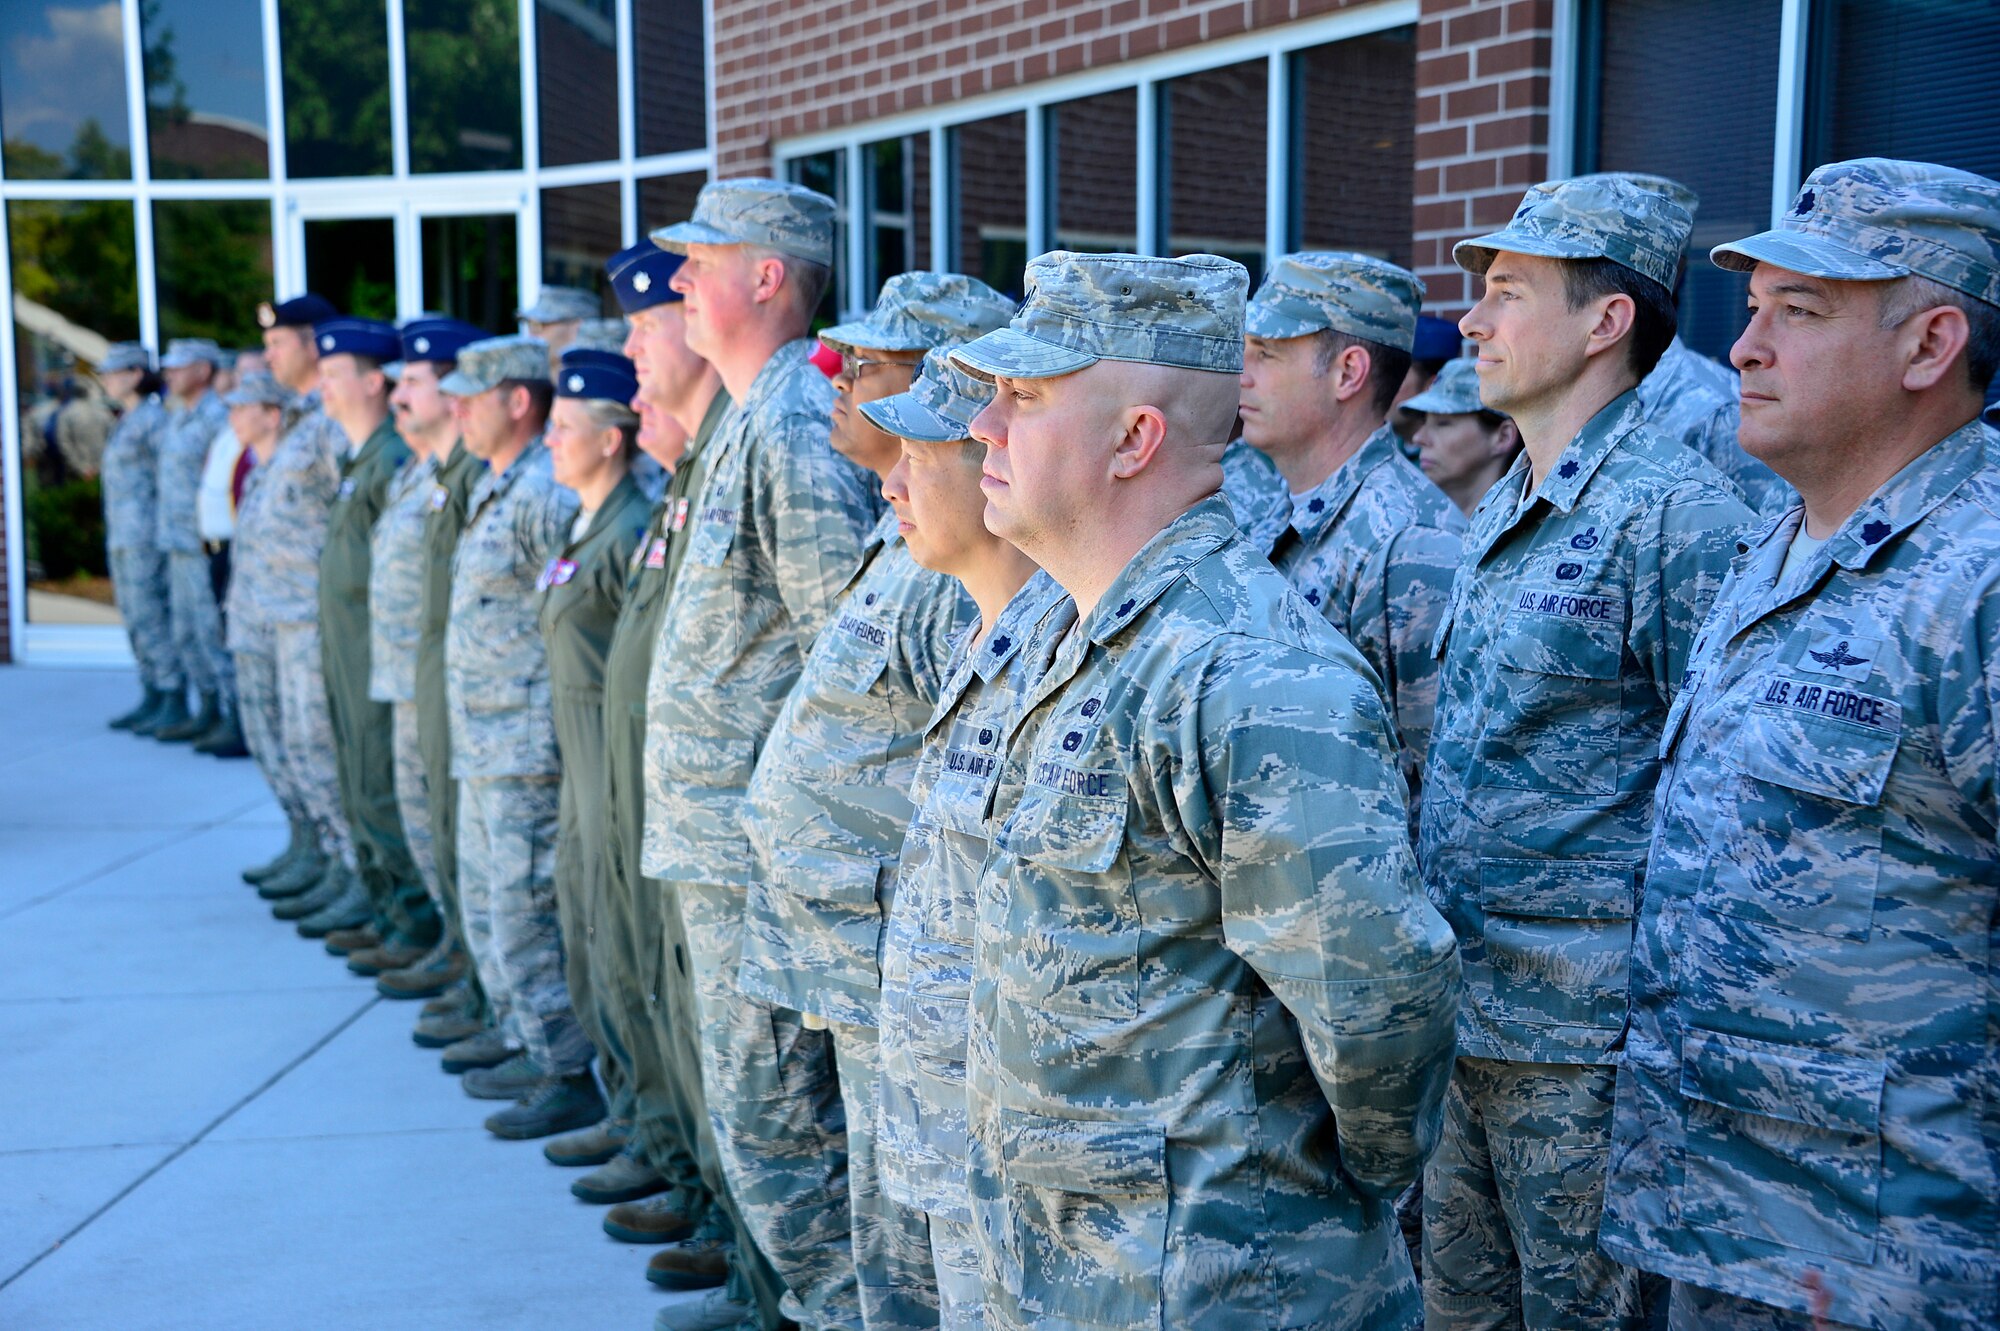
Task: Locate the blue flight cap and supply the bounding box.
[1412,314,1461,362]
[606,241,684,314]
[313,317,401,362]
[259,292,340,330]
[555,347,639,404]
[398,317,486,365]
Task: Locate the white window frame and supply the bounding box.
[0,0,714,664]
[774,0,1421,319]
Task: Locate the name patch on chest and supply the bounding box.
[1030,760,1115,798]
[698,505,732,529]
[1756,676,1899,732]
[1514,589,1622,623]
[836,614,888,649]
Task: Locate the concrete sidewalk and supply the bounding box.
[0,667,696,1329]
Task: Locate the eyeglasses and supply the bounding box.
[839,353,908,380]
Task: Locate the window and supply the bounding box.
[1164,60,1268,286]
[141,0,270,179]
[1806,0,2000,184]
[634,0,706,157]
[9,199,139,623]
[1050,90,1138,256]
[866,136,932,290]
[153,201,274,346]
[280,0,392,178]
[537,0,618,168]
[0,1,134,180]
[1290,28,1416,264]
[953,113,1029,299]
[1578,0,1782,360]
[303,217,396,320]
[542,182,622,301]
[422,214,520,331]
[405,0,522,173]
[787,149,847,323]
[638,171,706,234]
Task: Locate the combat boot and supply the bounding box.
[322,923,381,956]
[571,1141,669,1205]
[485,1072,606,1140]
[439,1026,516,1074]
[423,976,477,1018]
[376,939,465,1000]
[604,1192,700,1245]
[462,1053,544,1101]
[133,688,190,737]
[156,691,218,742]
[413,1007,485,1049]
[257,846,330,899]
[544,1116,628,1168]
[296,868,371,938]
[193,705,249,757]
[646,1233,733,1293]
[110,686,164,731]
[243,819,309,885]
[271,863,345,921]
[651,1288,748,1330]
[347,937,428,977]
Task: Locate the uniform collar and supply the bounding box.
[568,471,644,550]
[351,415,399,465]
[1819,419,1990,574]
[739,339,815,415]
[1284,423,1402,543]
[972,571,1071,684]
[683,386,733,466]
[1533,389,1644,515]
[1085,493,1236,646]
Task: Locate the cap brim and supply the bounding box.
[648,219,738,255]
[1401,387,1479,415]
[1709,230,1908,281]
[1453,228,1605,276]
[818,320,928,358]
[437,370,486,397]
[859,393,971,443]
[948,328,1097,382]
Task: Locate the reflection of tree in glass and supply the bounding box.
[406,0,521,174]
[281,0,392,178]
[155,201,273,346]
[9,200,140,341]
[2,119,133,182]
[142,0,268,179]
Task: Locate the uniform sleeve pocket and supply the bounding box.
[1678,1028,1884,1261]
[764,838,883,905]
[1478,858,1635,1038]
[1000,1109,1167,1328]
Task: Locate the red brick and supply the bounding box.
[1446,6,1503,46]
[1445,82,1500,120]
[1444,157,1497,193]
[1418,16,1446,53]
[1088,33,1121,64]
[1417,49,1470,86]
[1164,13,1202,45]
[1206,3,1248,40]
[1500,73,1549,111]
[1414,199,1466,232]
[1475,35,1543,78]
[1503,0,1550,34]
[1417,124,1468,160]
[1474,114,1535,152]
[1469,188,1519,225]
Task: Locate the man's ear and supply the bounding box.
[750,254,788,307]
[1897,303,1972,394]
[1109,403,1167,480]
[1582,291,1637,365]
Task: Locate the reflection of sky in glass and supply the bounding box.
[0,2,131,159]
[143,0,267,131]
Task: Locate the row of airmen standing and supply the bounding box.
[208,154,1997,1331]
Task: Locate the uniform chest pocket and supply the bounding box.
[924,770,996,947]
[1478,857,1635,1036]
[1678,1028,1885,1262]
[686,502,737,567]
[765,837,883,906]
[816,611,893,698]
[996,776,1137,1022]
[1477,610,1625,796]
[998,1109,1167,1330]
[1702,698,1899,941]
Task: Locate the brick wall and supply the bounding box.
[710,0,1366,177]
[1412,0,1555,314]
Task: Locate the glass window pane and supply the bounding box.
[638,171,706,234]
[953,113,1028,299]
[787,150,845,323]
[0,1,134,179]
[281,0,391,178]
[9,199,138,623]
[304,216,396,320]
[1165,60,1267,287]
[1052,90,1137,255]
[538,0,618,167]
[1589,0,1781,362]
[154,200,273,346]
[422,214,520,332]
[542,182,621,303]
[1807,0,2000,183]
[634,0,705,157]
[406,0,522,173]
[868,137,929,292]
[1292,28,1416,265]
[142,0,269,179]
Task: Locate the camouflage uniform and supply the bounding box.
[447,430,585,1076]
[645,179,881,1330]
[156,372,232,703]
[946,252,1461,1331]
[1422,178,1757,1330]
[879,571,1074,1331]
[102,386,181,694]
[1245,252,1468,812]
[539,471,651,1121]
[227,460,313,843]
[231,393,356,869]
[370,453,443,915]
[1602,159,2000,1331]
[320,403,430,942]
[418,440,489,953]
[1637,340,1795,516]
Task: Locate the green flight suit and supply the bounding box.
[539,472,652,1115]
[319,416,436,943]
[416,440,487,955]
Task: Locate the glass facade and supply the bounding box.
[153,201,274,346]
[953,113,1029,300]
[422,213,520,329]
[1051,90,1138,256]
[0,1,133,180]
[142,0,271,180]
[539,0,620,168]
[1291,28,1416,265]
[280,0,393,179]
[304,216,396,320]
[404,0,522,174]
[1165,60,1268,287]
[542,182,622,300]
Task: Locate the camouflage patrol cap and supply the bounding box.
[859,345,996,443]
[1712,158,2000,307]
[1402,357,1495,417]
[223,370,292,409]
[1574,172,1699,219]
[1245,251,1425,351]
[818,271,1015,357]
[438,335,551,396]
[516,286,599,324]
[571,316,630,353]
[161,338,226,369]
[649,178,836,267]
[99,342,152,373]
[949,250,1247,382]
[1456,175,1692,289]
